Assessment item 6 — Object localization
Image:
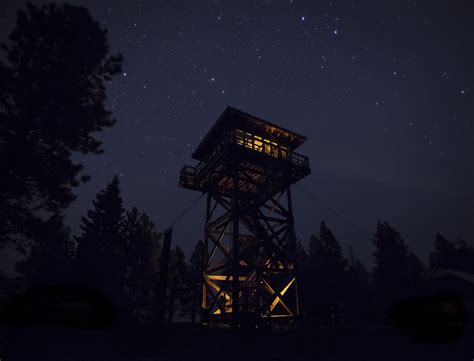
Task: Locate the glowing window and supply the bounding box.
[233,129,286,159]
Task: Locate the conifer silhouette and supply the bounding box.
[166,246,188,322]
[181,239,205,323]
[75,176,126,312]
[122,207,162,323]
[304,221,349,324]
[0,2,122,245]
[372,221,425,307]
[16,215,75,287]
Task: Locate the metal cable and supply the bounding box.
[295,183,373,239]
[165,193,205,231]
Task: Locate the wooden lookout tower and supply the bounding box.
[179,106,310,327]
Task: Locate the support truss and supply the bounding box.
[201,180,299,326]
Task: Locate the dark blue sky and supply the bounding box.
[1,0,473,268]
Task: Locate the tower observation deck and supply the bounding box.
[179,106,310,327]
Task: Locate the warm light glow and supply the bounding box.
[202,281,207,309]
[239,259,248,266]
[206,278,231,302]
[206,274,246,281]
[280,277,296,295]
[234,129,288,159]
[204,273,298,317]
[263,278,295,316]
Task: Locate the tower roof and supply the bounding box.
[192,106,307,160]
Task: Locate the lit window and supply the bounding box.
[233,129,286,159]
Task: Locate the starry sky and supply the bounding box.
[1,0,473,267]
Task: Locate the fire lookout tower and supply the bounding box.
[179,106,310,327]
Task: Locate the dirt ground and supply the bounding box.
[1,322,472,361]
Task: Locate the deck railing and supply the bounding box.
[180,129,309,183]
[231,129,309,167]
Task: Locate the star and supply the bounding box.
[34,0,472,283]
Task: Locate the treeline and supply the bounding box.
[1,2,473,327]
[4,176,204,325]
[2,173,473,326]
[0,2,200,325]
[296,221,474,325]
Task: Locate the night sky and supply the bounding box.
[1,0,473,267]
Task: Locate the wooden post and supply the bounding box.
[156,227,172,323]
[231,166,240,329]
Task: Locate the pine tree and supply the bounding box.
[456,238,474,273]
[346,245,373,324]
[372,221,425,306]
[166,246,188,322]
[309,221,347,272]
[16,215,75,287]
[305,221,349,324]
[295,239,308,268]
[294,239,309,319]
[429,233,474,273]
[407,251,427,287]
[348,245,370,290]
[0,3,122,245]
[429,233,458,270]
[181,240,205,323]
[75,176,126,309]
[121,207,161,323]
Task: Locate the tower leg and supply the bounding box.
[231,167,240,328]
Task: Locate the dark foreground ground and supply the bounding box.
[1,321,472,361]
